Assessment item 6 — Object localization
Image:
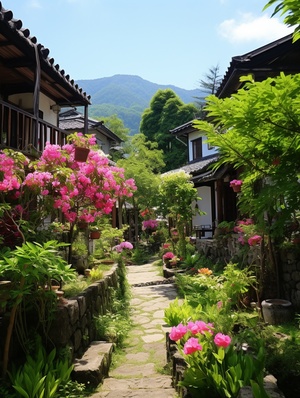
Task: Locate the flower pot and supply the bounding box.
[74,147,90,162]
[90,231,101,239]
[232,185,241,193]
[261,299,293,325]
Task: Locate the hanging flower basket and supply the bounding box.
[230,179,243,193]
[90,231,101,239]
[74,147,90,162]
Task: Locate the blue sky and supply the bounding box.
[7,0,293,90]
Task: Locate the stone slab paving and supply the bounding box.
[89,261,178,398]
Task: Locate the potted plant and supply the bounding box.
[90,226,101,240]
[66,132,97,162]
[230,179,243,192]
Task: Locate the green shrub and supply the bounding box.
[9,343,76,398]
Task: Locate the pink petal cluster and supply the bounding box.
[169,323,187,341]
[248,235,262,246]
[163,251,175,260]
[0,152,24,192]
[183,337,202,355]
[214,333,231,348]
[114,241,134,252]
[187,321,214,335]
[142,219,158,230]
[230,179,243,187]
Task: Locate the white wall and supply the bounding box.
[8,92,57,125]
[188,131,218,161]
[193,186,213,238]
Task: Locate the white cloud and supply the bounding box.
[28,0,42,8]
[218,13,294,43]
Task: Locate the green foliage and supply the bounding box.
[195,73,300,243]
[0,240,76,289]
[9,344,75,398]
[130,246,151,264]
[264,0,300,41]
[164,298,202,326]
[158,171,203,257]
[117,134,165,211]
[140,89,198,171]
[94,259,131,346]
[63,280,90,298]
[89,267,104,281]
[177,329,267,398]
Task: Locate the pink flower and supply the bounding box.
[169,323,187,341]
[120,241,133,250]
[183,338,202,355]
[163,251,175,260]
[187,321,213,335]
[248,235,262,246]
[142,219,158,230]
[214,333,231,348]
[230,179,243,187]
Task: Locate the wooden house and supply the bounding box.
[0,3,91,156]
[59,109,122,155]
[170,33,300,238]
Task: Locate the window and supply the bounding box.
[192,138,202,160]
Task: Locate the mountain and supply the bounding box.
[76,74,204,134]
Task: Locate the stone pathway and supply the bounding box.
[90,261,178,398]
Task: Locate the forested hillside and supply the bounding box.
[76,74,203,134]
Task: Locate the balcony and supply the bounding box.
[0,99,68,157]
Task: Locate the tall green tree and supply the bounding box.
[195,73,300,296]
[117,134,165,242]
[100,114,130,142]
[158,171,202,257]
[195,64,222,112]
[264,0,300,41]
[140,89,198,172]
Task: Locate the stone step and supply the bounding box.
[72,341,113,388]
[90,388,176,398]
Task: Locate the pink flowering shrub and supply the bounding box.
[142,219,158,230]
[113,241,134,253]
[234,219,263,248]
[248,234,262,246]
[163,251,175,260]
[170,320,266,397]
[0,134,137,249]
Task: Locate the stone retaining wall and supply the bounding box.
[0,265,119,368]
[196,235,300,309]
[47,265,118,359]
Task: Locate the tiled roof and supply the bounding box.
[163,155,219,177]
[0,3,91,105]
[217,34,300,98]
[59,110,122,143]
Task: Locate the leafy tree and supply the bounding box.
[264,0,300,41]
[195,73,300,296]
[140,89,198,171]
[117,134,165,242]
[194,64,222,113]
[158,171,202,257]
[100,114,130,142]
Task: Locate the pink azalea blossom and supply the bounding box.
[169,323,188,341]
[163,252,175,260]
[187,321,214,335]
[214,333,231,348]
[183,337,202,354]
[248,235,262,246]
[142,219,158,230]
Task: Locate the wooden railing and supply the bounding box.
[0,100,68,156]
